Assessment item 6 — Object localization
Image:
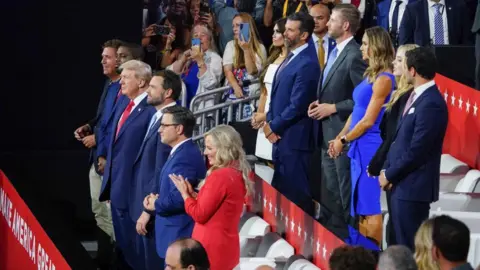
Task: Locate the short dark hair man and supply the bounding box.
[432,215,473,270]
[165,238,210,270]
[380,47,448,250]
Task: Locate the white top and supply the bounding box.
[170,138,192,155]
[222,40,268,96]
[388,0,408,31]
[311,34,331,65]
[427,0,449,44]
[412,80,435,102]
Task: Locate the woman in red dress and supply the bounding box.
[170,124,253,270]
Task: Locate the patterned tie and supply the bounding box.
[276,52,294,76]
[402,91,416,116]
[391,1,402,36]
[322,47,338,86]
[433,3,445,45]
[144,114,158,140]
[317,39,325,69]
[116,100,135,138]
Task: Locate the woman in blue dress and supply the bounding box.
[329,26,395,246]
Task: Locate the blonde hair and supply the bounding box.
[193,24,218,53]
[414,219,440,270]
[233,13,266,74]
[385,44,419,111]
[203,125,253,196]
[363,27,395,83]
[120,60,152,83]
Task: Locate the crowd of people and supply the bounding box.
[73,0,480,269]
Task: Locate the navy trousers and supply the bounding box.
[111,206,136,268]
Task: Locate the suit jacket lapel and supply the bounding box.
[117,97,148,140]
[321,45,349,91]
[134,117,162,163]
[272,52,304,96]
[395,88,431,135]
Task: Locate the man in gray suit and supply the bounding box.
[308,3,367,223]
[473,0,480,90]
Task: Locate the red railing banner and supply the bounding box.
[435,74,480,169]
[0,170,71,270]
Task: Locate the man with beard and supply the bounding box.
[263,12,319,215]
[130,70,182,270]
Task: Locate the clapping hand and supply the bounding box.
[169,174,195,200]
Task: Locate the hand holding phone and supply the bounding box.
[239,23,250,43]
[153,24,170,36]
[191,38,201,53]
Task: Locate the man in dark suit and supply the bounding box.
[380,47,448,251]
[144,106,206,269]
[398,0,472,46]
[308,3,367,222]
[130,70,182,270]
[99,60,156,269]
[472,0,480,90]
[377,0,419,47]
[73,39,123,270]
[262,12,320,215]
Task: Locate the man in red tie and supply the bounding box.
[98,60,156,269]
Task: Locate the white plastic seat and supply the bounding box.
[234,258,276,270]
[455,170,480,193]
[287,258,320,270]
[432,192,480,212]
[440,154,469,174]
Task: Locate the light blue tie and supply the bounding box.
[144,115,157,140]
[322,47,338,86]
[433,3,445,45]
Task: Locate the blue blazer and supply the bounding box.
[129,116,171,222]
[267,43,319,157]
[398,0,472,46]
[99,95,156,209]
[384,85,448,203]
[154,139,206,258]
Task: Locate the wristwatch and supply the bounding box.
[340,135,348,145]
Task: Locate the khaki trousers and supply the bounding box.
[89,164,115,240]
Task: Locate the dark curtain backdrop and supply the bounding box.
[0,0,141,266]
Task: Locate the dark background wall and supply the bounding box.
[0,0,142,264]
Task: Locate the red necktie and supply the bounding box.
[116,100,135,138]
[351,0,361,7]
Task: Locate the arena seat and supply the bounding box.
[454,170,480,193]
[239,212,271,237]
[255,232,295,260]
[234,258,277,270]
[440,154,470,174]
[254,164,274,185]
[283,254,321,270]
[431,192,480,212]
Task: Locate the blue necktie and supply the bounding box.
[391,1,402,35]
[276,52,294,76]
[433,3,445,45]
[322,47,338,86]
[144,115,157,140]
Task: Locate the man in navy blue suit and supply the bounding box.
[99,60,156,268]
[144,106,206,268]
[377,0,419,47]
[380,47,448,251]
[130,70,182,270]
[398,0,472,46]
[263,12,320,215]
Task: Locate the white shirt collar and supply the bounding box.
[129,92,148,112]
[170,138,192,155]
[335,36,354,56]
[291,42,309,56]
[154,102,177,121]
[428,0,445,8]
[413,80,435,100]
[312,34,330,44]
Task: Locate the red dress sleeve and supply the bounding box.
[184,170,228,224]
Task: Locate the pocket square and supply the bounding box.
[408,107,415,114]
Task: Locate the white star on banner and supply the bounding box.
[444,90,449,102]
[316,240,320,254]
[297,224,302,237]
[263,197,267,208]
[274,207,278,217]
[285,216,289,229]
[322,244,327,259]
[466,99,471,113]
[290,218,295,233]
[451,93,456,106]
[304,231,308,242]
[268,201,272,213]
[280,209,284,220]
[458,96,463,110]
[474,103,478,116]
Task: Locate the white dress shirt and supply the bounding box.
[286,42,309,65]
[388,0,408,31]
[146,102,177,134]
[427,0,449,44]
[412,80,435,102]
[170,138,192,155]
[311,34,331,65]
[117,92,148,127]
